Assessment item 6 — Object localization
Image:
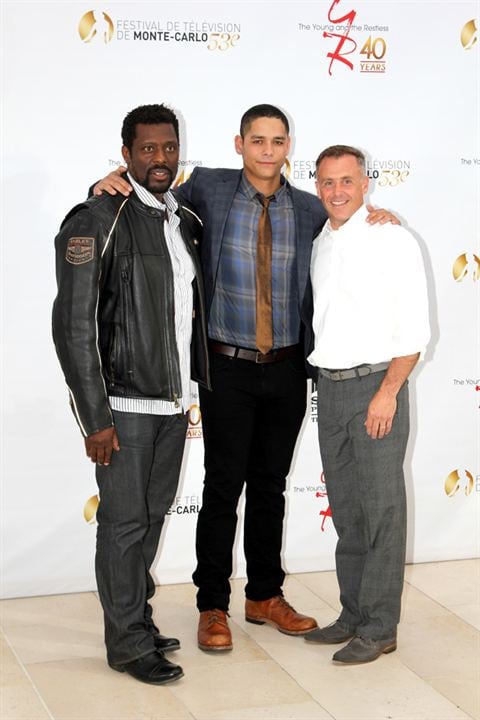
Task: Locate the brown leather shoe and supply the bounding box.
[245,596,318,636]
[197,610,233,652]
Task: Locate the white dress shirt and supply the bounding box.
[308,205,430,370]
[109,174,195,414]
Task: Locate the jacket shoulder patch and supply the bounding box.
[66,237,95,265]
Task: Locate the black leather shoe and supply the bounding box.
[305,620,355,645]
[153,633,181,652]
[110,651,184,684]
[333,635,397,664]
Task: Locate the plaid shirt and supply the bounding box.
[208,173,299,350]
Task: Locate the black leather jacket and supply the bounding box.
[52,191,210,437]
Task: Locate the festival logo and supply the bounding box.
[173,161,203,188]
[291,157,410,186]
[291,159,316,182]
[283,158,292,181]
[444,469,474,497]
[452,253,480,282]
[78,10,114,44]
[366,159,411,188]
[187,388,203,439]
[311,390,318,423]
[78,10,240,48]
[187,403,202,439]
[84,494,99,524]
[461,19,478,49]
[167,494,201,516]
[174,170,192,188]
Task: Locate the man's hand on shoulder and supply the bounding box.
[365,204,400,225]
[93,166,131,197]
[85,426,120,465]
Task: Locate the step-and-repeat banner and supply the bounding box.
[2,1,479,598]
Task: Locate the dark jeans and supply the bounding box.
[317,370,409,640]
[95,410,187,666]
[193,349,308,611]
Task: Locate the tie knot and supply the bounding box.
[258,194,273,209]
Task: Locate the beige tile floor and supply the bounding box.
[1,559,479,720]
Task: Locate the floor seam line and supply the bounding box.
[2,628,56,720]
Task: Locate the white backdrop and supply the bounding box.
[2,1,479,599]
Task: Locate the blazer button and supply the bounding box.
[193,239,199,245]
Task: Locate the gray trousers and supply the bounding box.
[95,410,188,666]
[317,370,409,640]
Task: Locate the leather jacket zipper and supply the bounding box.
[121,267,134,386]
[108,332,117,386]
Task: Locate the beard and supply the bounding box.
[144,165,174,194]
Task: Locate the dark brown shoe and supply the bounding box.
[198,610,233,652]
[245,596,318,636]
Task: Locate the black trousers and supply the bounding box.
[95,410,188,666]
[193,349,308,611]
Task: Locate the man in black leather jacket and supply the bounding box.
[52,104,210,685]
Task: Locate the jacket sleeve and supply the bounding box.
[52,206,113,437]
[174,166,201,205]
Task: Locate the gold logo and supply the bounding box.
[173,170,192,188]
[78,10,114,44]
[460,19,478,49]
[188,404,202,426]
[84,494,99,523]
[187,403,202,439]
[207,33,240,51]
[444,469,474,497]
[452,253,480,282]
[284,158,292,181]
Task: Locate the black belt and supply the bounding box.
[319,362,390,381]
[210,341,300,364]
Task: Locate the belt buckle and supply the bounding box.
[256,350,275,364]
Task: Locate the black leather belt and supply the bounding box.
[319,362,390,381]
[210,341,300,364]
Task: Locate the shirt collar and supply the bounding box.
[239,171,288,203]
[127,171,178,215]
[323,203,368,237]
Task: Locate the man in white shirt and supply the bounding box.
[305,145,430,664]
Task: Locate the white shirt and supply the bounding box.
[109,174,195,414]
[308,205,430,369]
